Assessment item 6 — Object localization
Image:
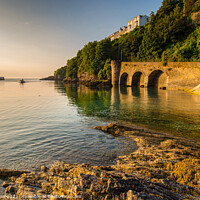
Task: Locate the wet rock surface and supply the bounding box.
[78,80,111,88]
[1,123,200,199]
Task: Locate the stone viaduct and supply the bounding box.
[111,61,200,92]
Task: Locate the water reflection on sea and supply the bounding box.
[61,83,200,139]
[0,79,136,171]
[0,79,199,171]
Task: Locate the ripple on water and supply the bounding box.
[0,80,199,171]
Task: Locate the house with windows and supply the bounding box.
[109,15,150,41]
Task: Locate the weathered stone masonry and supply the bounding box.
[111,61,200,91]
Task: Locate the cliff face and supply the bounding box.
[191,11,200,24]
[78,72,95,81]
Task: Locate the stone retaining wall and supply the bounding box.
[111,61,200,91]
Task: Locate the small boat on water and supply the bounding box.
[19,79,26,83]
[0,77,5,80]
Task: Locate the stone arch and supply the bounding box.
[132,71,144,87]
[148,70,167,88]
[120,73,128,86]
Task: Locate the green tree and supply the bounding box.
[54,66,66,80]
[137,0,189,61]
[95,38,112,75]
[98,59,111,80]
[183,0,199,15]
[66,57,78,79]
[78,41,97,75]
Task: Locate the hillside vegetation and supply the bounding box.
[55,0,200,80]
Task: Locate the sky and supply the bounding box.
[0,0,163,78]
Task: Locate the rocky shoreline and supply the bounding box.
[0,123,200,199]
[40,76,55,81]
[63,79,112,88]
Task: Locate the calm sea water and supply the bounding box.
[0,79,135,171]
[0,79,200,171]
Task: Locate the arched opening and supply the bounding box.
[120,73,128,86]
[148,70,167,88]
[132,72,144,87]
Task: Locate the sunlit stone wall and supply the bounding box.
[111,61,200,90]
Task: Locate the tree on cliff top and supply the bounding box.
[54,66,66,80]
[77,41,97,75]
[95,38,112,75]
[137,0,190,61]
[66,57,78,79]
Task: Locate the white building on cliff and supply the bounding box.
[109,15,150,41]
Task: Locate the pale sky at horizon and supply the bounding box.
[0,0,163,78]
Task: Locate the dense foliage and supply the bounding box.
[65,57,77,79]
[54,66,66,80]
[55,0,200,80]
